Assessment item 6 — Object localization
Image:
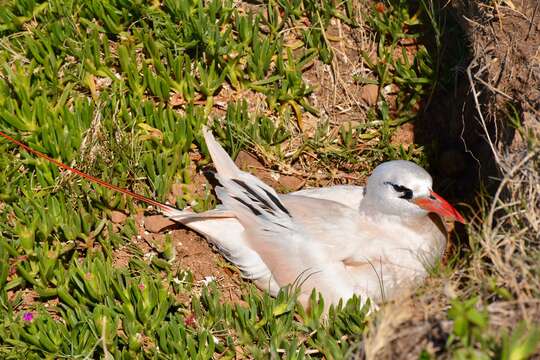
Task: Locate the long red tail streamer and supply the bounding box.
[0,130,173,211]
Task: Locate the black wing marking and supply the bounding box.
[258,186,291,216]
[231,178,291,217]
[231,195,263,216]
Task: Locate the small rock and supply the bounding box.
[277,175,305,192]
[144,215,176,233]
[110,211,127,224]
[235,150,263,171]
[360,84,379,106]
[390,122,415,146]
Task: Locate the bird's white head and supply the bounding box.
[362,160,465,223]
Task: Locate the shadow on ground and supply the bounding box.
[414,0,538,226]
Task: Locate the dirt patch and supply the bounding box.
[459,0,540,114]
[301,16,376,133]
[144,215,176,233]
[112,245,133,268]
[171,228,245,303]
[390,122,415,147]
[112,211,248,304]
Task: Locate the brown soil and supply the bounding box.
[112,210,248,304]
[301,16,377,132]
[235,150,305,193]
[171,228,246,303]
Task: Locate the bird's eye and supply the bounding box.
[384,182,413,200]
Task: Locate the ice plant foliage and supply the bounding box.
[1,0,537,358]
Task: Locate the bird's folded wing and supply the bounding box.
[216,183,357,303]
[164,206,275,285]
[202,126,296,229]
[201,127,357,300]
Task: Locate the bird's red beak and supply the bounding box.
[414,191,465,224]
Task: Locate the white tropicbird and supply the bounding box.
[163,127,465,307]
[0,129,464,307]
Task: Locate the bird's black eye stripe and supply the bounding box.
[384,181,413,200]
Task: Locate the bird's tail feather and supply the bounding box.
[0,130,180,215]
[163,206,235,222]
[202,126,240,179]
[1,127,292,232]
[215,176,294,230]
